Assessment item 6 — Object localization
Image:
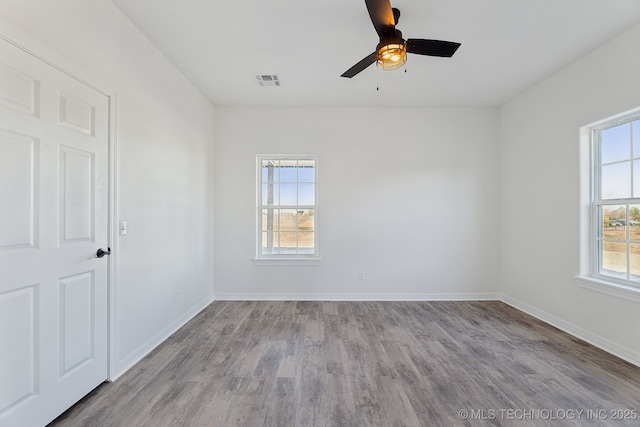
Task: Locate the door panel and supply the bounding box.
[59,271,94,375]
[0,130,36,250]
[59,92,95,136]
[0,37,109,427]
[59,146,94,243]
[0,62,38,116]
[0,285,37,412]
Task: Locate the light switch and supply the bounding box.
[119,220,127,236]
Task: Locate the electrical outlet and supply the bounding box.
[358,271,365,280]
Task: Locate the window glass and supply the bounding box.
[298,183,315,205]
[601,162,630,199]
[630,243,640,278]
[601,241,627,275]
[298,162,316,182]
[601,123,630,164]
[279,165,297,182]
[279,184,297,205]
[633,120,640,158]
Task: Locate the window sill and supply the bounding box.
[574,275,640,304]
[253,257,322,266]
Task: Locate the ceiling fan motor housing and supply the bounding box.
[376,31,406,70]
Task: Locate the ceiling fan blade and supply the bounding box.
[406,39,461,57]
[365,0,395,36]
[341,52,378,78]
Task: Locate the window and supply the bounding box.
[593,114,640,285]
[256,155,318,262]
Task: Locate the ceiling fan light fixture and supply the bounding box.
[377,42,406,71]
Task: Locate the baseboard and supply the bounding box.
[110,297,214,381]
[213,292,501,301]
[501,294,640,368]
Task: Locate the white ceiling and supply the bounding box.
[111,0,640,107]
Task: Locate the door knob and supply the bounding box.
[95,247,111,258]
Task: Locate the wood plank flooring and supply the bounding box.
[49,301,640,426]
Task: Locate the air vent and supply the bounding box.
[255,74,281,87]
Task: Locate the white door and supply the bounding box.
[0,38,109,427]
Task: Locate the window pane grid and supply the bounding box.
[260,208,315,254]
[258,156,317,257]
[594,117,640,285]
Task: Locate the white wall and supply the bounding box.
[214,107,499,299]
[0,0,215,378]
[499,23,640,364]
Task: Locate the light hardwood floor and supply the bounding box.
[49,301,640,426]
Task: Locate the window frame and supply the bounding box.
[590,113,640,287]
[254,154,320,265]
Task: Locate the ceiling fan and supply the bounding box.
[341,0,461,78]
